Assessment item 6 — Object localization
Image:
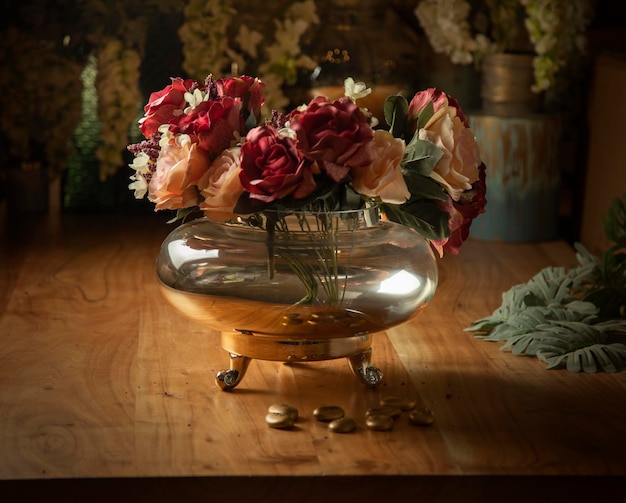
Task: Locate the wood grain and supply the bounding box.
[1,214,625,494]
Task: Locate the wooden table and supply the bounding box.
[1,213,625,501]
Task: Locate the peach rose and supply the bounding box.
[148,133,210,210]
[418,105,481,201]
[197,147,245,222]
[351,130,409,204]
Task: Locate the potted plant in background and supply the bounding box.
[414,0,594,115]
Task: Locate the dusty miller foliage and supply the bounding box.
[466,194,626,373]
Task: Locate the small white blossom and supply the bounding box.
[278,127,297,140]
[184,88,206,113]
[344,78,372,101]
[128,173,148,199]
[129,152,151,174]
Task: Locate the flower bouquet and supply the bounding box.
[128,74,486,257]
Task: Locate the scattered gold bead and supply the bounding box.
[268,403,299,421]
[265,413,295,429]
[365,414,394,431]
[329,417,357,433]
[313,405,345,422]
[408,406,435,426]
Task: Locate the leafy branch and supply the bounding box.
[466,193,626,373]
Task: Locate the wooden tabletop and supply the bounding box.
[1,213,625,501]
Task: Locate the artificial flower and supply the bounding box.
[128,75,487,257]
[351,130,409,205]
[148,132,210,210]
[407,88,480,202]
[197,147,244,222]
[239,125,317,203]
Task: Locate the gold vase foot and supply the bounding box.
[215,330,384,390]
[215,353,251,391]
[347,348,384,388]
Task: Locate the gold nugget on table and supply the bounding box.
[313,405,345,422]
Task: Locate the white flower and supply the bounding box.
[183,88,206,113]
[130,152,151,174]
[344,78,372,101]
[278,127,297,140]
[129,173,148,199]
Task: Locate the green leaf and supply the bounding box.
[402,137,443,176]
[402,174,449,202]
[416,101,435,129]
[166,207,200,224]
[538,343,626,373]
[383,95,408,138]
[382,200,449,241]
[244,108,258,132]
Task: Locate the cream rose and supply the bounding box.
[418,106,481,201]
[350,130,409,204]
[197,147,245,222]
[148,132,210,210]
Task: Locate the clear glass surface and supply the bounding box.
[157,209,438,337]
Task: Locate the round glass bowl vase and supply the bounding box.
[156,207,438,390]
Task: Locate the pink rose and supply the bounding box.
[409,88,469,127]
[148,133,211,210]
[239,126,318,203]
[288,96,374,182]
[215,75,265,120]
[174,97,243,159]
[139,77,197,138]
[351,130,409,204]
[198,147,245,222]
[410,89,481,201]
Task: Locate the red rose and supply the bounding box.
[288,96,374,182]
[239,126,317,203]
[139,77,197,138]
[174,97,243,160]
[215,75,265,120]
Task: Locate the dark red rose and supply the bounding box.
[288,96,374,182]
[239,126,317,203]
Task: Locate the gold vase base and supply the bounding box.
[215,330,384,391]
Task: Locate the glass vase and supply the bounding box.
[156,207,438,390]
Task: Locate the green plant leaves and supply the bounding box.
[466,235,626,373]
[384,94,409,139]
